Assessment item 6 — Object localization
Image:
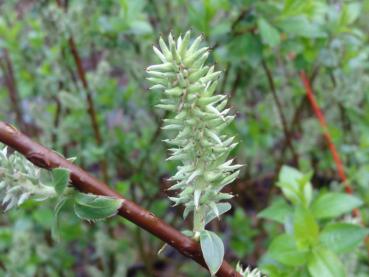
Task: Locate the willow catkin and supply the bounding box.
[147,31,242,235]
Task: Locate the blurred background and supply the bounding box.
[1,0,369,276]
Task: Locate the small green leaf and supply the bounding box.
[258,198,291,224]
[277,16,326,38]
[257,18,280,47]
[73,193,124,221]
[277,166,312,207]
[311,192,363,219]
[52,196,69,241]
[205,203,231,225]
[294,205,319,249]
[52,168,70,195]
[308,247,345,277]
[58,91,85,109]
[200,230,224,276]
[341,3,361,25]
[320,223,368,254]
[268,234,309,266]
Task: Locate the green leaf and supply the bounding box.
[294,206,319,249]
[277,16,326,38]
[258,198,291,224]
[341,3,361,25]
[257,18,281,47]
[52,196,69,241]
[268,234,309,266]
[52,168,70,195]
[58,91,85,109]
[277,166,312,207]
[320,223,368,254]
[311,192,363,219]
[205,203,231,225]
[226,34,262,66]
[200,230,224,276]
[73,193,124,221]
[308,247,345,277]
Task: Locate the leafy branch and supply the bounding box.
[0,121,241,277]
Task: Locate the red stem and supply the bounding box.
[299,71,351,194]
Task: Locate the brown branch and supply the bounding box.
[0,121,241,277]
[54,0,109,183]
[276,96,308,171]
[261,59,298,166]
[0,49,25,131]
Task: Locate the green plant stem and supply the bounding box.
[193,206,206,238]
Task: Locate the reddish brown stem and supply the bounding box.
[54,0,109,183]
[67,37,103,147]
[299,71,351,193]
[0,121,240,277]
[1,49,25,131]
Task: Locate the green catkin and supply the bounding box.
[0,144,56,211]
[147,31,241,236]
[236,263,263,277]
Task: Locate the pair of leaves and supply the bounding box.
[51,168,124,239]
[269,221,367,276]
[266,166,366,277]
[268,207,319,264]
[51,168,123,220]
[260,189,363,227]
[277,166,313,207]
[269,234,309,266]
[53,192,124,240]
[275,166,363,218]
[269,234,347,277]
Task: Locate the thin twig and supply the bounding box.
[0,49,25,131]
[55,0,109,183]
[262,59,298,165]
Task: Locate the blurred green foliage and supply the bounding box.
[1,0,369,276]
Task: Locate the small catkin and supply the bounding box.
[0,144,56,211]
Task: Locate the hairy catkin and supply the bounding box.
[0,144,56,211]
[147,31,242,234]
